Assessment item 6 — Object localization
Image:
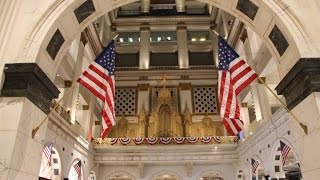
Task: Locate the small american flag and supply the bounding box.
[280,140,291,166]
[218,36,257,135]
[77,40,116,139]
[73,161,82,180]
[42,143,53,166]
[251,158,259,174]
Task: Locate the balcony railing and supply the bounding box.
[93,136,238,146]
[117,7,209,17]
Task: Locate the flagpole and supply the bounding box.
[257,77,308,134]
[211,30,308,134]
[32,83,77,138]
[32,34,120,139]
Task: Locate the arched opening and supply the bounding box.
[271,140,302,180]
[251,157,265,180]
[38,144,61,180]
[68,159,83,180]
[198,170,224,180]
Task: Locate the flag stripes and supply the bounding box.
[77,40,116,139]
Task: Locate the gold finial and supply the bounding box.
[161,74,167,87]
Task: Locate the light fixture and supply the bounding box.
[191,38,196,42]
[214,146,218,149]
[119,38,124,43]
[128,37,133,42]
[200,38,206,41]
[157,37,161,41]
[138,37,140,42]
[167,37,171,41]
[250,132,253,135]
[57,74,60,77]
[224,36,228,39]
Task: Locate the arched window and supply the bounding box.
[271,140,302,179]
[38,144,61,180]
[68,160,83,180]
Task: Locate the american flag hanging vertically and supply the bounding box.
[251,158,259,174]
[280,140,292,166]
[218,36,258,135]
[43,143,53,166]
[77,40,116,139]
[73,161,82,180]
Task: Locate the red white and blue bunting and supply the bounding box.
[110,138,118,145]
[200,136,212,144]
[100,136,237,145]
[213,136,221,143]
[159,137,172,144]
[146,137,158,145]
[133,137,144,145]
[174,137,185,144]
[186,137,199,143]
[119,138,131,145]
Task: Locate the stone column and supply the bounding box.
[0,63,59,180]
[243,39,271,121]
[70,42,85,124]
[179,83,192,114]
[240,103,250,138]
[177,26,189,69]
[175,0,185,13]
[210,25,219,66]
[87,94,96,140]
[139,27,150,70]
[140,0,150,14]
[0,0,22,88]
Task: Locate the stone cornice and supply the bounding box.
[1,63,60,114]
[276,58,320,109]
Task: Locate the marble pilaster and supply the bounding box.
[177,26,189,69]
[70,42,85,124]
[139,27,150,70]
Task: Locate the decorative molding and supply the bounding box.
[1,63,60,114]
[83,105,89,110]
[180,83,191,90]
[276,58,320,109]
[240,29,248,43]
[138,84,149,91]
[64,80,72,88]
[241,103,248,108]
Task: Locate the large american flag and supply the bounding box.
[218,36,257,135]
[77,40,116,139]
[73,161,82,180]
[251,158,259,174]
[43,143,53,166]
[280,140,291,166]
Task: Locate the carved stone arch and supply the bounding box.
[68,158,84,180]
[20,0,312,82]
[250,155,266,180]
[106,171,136,180]
[270,138,302,179]
[150,170,183,180]
[198,169,225,180]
